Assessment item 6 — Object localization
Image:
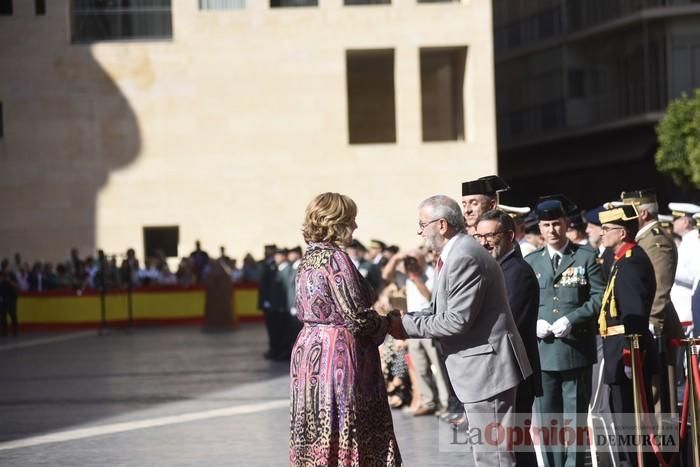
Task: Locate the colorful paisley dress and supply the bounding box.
[289,242,402,466]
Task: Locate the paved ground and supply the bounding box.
[0,324,470,466]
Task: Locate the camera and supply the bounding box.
[402,256,419,272]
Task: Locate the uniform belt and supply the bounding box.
[600,325,625,338]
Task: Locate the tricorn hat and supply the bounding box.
[621,188,657,206]
[598,204,639,224]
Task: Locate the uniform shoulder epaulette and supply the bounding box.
[525,247,545,258]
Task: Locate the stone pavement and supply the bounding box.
[0,324,471,466]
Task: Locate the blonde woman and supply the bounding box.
[289,192,401,466]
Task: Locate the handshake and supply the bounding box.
[536,317,572,339]
[386,309,408,340]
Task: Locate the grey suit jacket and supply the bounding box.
[402,233,532,403]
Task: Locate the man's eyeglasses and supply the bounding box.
[473,230,507,242]
[601,226,624,233]
[418,218,442,232]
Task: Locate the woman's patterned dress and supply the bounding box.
[289,242,402,466]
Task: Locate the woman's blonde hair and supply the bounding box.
[302,192,357,245]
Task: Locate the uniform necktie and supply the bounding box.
[437,257,444,273]
[552,253,560,272]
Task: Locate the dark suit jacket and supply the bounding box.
[258,259,287,312]
[500,248,543,398]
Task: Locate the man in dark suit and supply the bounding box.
[280,246,303,349]
[0,259,20,337]
[475,209,541,466]
[525,195,605,467]
[259,248,290,360]
[389,195,532,467]
[597,203,658,467]
[346,239,384,294]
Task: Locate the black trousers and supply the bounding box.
[263,309,296,358]
[262,309,286,356]
[609,378,658,467]
[0,303,18,337]
[514,378,538,467]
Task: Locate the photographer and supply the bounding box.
[383,249,450,416]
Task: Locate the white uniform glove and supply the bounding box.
[550,316,572,338]
[624,366,632,380]
[536,319,553,339]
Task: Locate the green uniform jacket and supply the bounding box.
[525,243,605,371]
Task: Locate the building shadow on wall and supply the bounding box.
[0,14,140,262]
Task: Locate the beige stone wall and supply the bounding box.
[0,0,497,263]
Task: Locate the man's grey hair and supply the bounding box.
[637,202,659,218]
[419,195,466,231]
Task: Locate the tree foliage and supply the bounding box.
[655,88,700,189]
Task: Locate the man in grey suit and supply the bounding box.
[389,195,532,467]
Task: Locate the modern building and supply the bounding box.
[0,0,496,263]
[493,0,700,208]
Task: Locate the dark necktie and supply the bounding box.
[552,253,560,272]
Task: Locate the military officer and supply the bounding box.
[460,175,509,235]
[668,202,700,335]
[597,203,658,467]
[525,195,605,467]
[621,189,684,415]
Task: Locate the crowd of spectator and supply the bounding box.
[0,241,274,295]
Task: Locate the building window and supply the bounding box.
[420,47,467,142]
[344,0,390,5]
[0,0,12,16]
[346,49,396,144]
[199,0,245,9]
[35,0,46,15]
[568,70,585,98]
[270,0,317,7]
[71,0,173,43]
[143,226,179,259]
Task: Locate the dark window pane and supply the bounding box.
[346,49,396,144]
[270,0,317,7]
[420,47,467,141]
[0,0,12,16]
[344,0,390,5]
[72,0,172,42]
[143,226,179,258]
[35,0,46,15]
[568,70,585,98]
